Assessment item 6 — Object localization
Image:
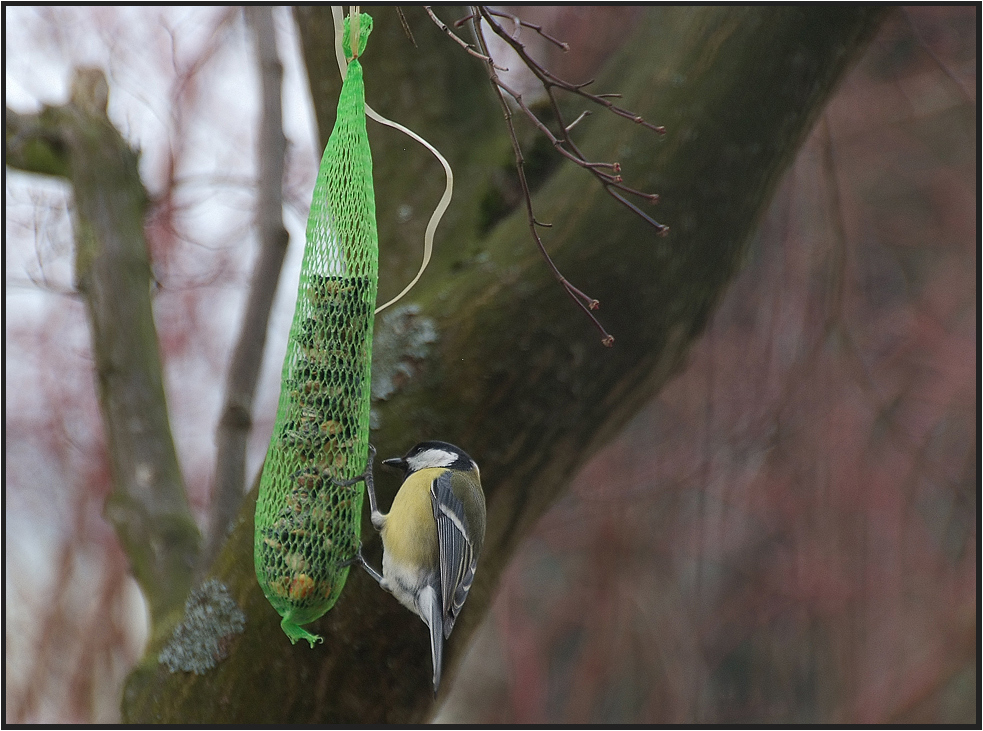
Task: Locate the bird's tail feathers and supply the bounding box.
[420,584,444,695]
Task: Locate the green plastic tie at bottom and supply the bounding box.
[282,613,323,648]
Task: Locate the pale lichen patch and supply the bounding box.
[158,579,246,674]
[371,304,438,403]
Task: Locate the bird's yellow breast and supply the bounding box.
[381,467,441,566]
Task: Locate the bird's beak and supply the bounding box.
[382,456,408,472]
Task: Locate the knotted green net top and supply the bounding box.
[254,13,377,647]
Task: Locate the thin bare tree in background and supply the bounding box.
[204,6,289,570]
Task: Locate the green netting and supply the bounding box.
[254,13,376,647]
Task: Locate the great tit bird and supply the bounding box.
[355,441,486,694]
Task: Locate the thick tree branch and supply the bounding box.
[202,6,290,572]
[5,107,71,177]
[6,68,202,635]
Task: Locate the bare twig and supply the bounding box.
[474,6,668,225]
[395,7,418,47]
[202,6,290,570]
[479,8,665,136]
[479,7,667,138]
[429,6,672,344]
[564,109,591,132]
[424,6,504,69]
[430,7,671,343]
[468,9,614,346]
[484,7,570,51]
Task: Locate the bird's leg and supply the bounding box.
[337,542,384,585]
[330,444,384,526]
[331,445,387,585]
[358,547,384,585]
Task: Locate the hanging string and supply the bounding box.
[330,5,453,315]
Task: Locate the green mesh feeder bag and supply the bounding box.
[254,13,377,647]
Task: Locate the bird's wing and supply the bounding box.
[430,470,478,638]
